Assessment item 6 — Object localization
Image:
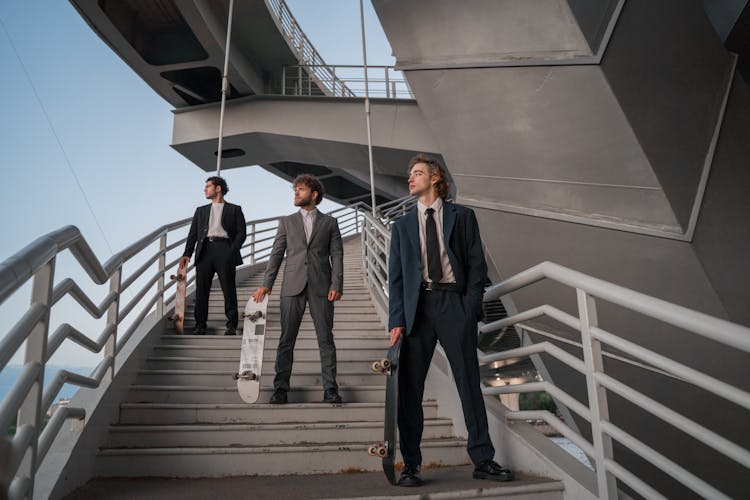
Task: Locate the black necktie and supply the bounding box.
[425,208,443,283]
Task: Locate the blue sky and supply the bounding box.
[0,0,395,367]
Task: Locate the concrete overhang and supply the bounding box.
[171,95,443,202]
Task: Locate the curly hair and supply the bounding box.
[293,174,324,205]
[408,154,450,199]
[206,176,229,195]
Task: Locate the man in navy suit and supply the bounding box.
[388,154,514,486]
[180,177,246,336]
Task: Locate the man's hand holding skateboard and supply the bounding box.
[389,327,404,347]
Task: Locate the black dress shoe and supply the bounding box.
[473,460,514,482]
[397,463,423,487]
[192,326,207,335]
[225,326,237,336]
[269,389,287,404]
[323,388,342,403]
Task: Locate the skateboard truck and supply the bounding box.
[244,311,264,322]
[233,370,258,381]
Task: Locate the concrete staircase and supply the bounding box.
[94,237,470,477]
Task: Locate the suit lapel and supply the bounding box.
[443,201,457,245]
[308,212,323,246]
[405,207,420,256]
[220,203,229,230]
[292,211,306,245]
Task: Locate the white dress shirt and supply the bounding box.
[207,203,229,238]
[300,207,317,243]
[417,198,456,283]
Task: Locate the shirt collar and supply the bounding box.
[299,207,318,218]
[417,197,443,216]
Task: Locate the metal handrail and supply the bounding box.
[265,0,354,97]
[0,202,367,500]
[478,262,750,500]
[281,64,414,99]
[352,204,750,499]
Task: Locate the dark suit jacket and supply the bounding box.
[262,211,344,297]
[388,202,488,335]
[183,202,246,266]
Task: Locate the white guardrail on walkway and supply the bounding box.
[0,203,367,500]
[357,199,750,500]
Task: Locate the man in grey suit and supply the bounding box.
[252,174,344,404]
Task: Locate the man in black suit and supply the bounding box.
[388,155,514,486]
[180,176,246,335]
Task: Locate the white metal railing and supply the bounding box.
[0,204,366,500]
[353,203,750,499]
[478,262,750,500]
[281,65,414,99]
[265,0,355,97]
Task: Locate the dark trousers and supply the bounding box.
[274,285,338,392]
[193,239,238,329]
[398,289,495,466]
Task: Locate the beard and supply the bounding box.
[294,194,314,207]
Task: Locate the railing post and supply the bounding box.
[332,67,337,96]
[16,257,55,499]
[156,234,167,317]
[354,209,360,234]
[577,289,617,499]
[297,65,302,96]
[282,65,286,96]
[249,223,256,265]
[385,67,390,98]
[105,268,121,384]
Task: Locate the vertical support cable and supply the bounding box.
[359,0,377,216]
[156,234,167,317]
[215,0,235,176]
[577,289,617,499]
[16,257,55,499]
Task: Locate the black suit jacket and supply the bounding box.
[183,202,246,266]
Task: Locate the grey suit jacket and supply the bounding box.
[262,211,344,297]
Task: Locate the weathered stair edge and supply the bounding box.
[35,262,268,500]
[94,441,471,477]
[425,348,597,500]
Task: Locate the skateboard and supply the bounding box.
[367,336,403,485]
[169,262,187,334]
[234,294,269,403]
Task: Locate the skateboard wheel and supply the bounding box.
[377,445,387,457]
[367,445,378,456]
[371,361,382,372]
[381,359,391,369]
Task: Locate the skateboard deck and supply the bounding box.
[367,336,403,485]
[169,263,187,334]
[234,295,269,403]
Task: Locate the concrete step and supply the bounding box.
[153,338,389,353]
[135,369,383,387]
[146,348,383,366]
[118,401,441,425]
[103,419,455,448]
[142,357,376,371]
[77,468,563,499]
[125,385,386,404]
[190,306,378,316]
[158,334,388,349]
[178,319,383,330]
[164,326,387,337]
[94,439,470,477]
